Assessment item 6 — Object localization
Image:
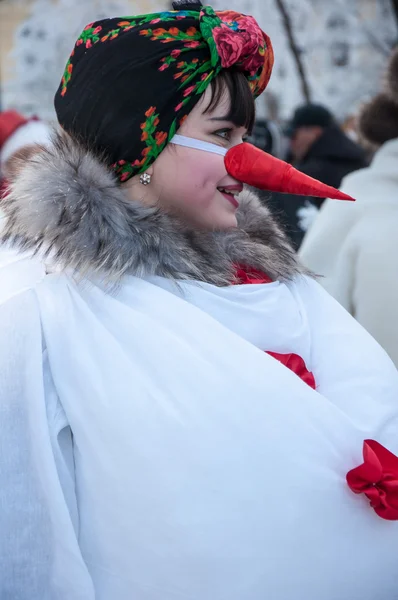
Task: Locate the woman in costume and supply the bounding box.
[1,2,397,598]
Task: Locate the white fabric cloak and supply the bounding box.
[1,252,398,600]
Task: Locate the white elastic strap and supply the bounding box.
[170,134,227,156]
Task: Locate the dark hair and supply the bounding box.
[204,68,256,133]
[358,93,398,147]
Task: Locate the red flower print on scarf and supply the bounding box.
[183,85,196,97]
[155,131,167,146]
[184,40,201,49]
[145,106,156,118]
[212,17,265,75]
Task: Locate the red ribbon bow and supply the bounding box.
[346,439,398,520]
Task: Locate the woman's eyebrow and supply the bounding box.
[207,116,232,122]
[207,116,247,132]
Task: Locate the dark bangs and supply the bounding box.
[204,68,256,133]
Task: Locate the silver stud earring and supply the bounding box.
[139,172,151,186]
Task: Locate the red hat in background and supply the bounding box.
[0,110,28,148]
[0,110,51,171]
[0,110,51,198]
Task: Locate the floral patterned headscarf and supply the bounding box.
[54,1,274,182]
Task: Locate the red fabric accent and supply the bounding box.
[235,265,273,284]
[346,440,398,520]
[267,351,316,390]
[225,142,355,201]
[233,265,316,390]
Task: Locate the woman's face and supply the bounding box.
[124,85,248,230]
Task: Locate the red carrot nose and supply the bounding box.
[225,142,355,201]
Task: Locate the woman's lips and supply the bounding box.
[218,184,243,209]
[220,191,240,208]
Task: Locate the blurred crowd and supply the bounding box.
[1,45,398,368]
[252,47,398,368]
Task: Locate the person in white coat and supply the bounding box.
[1,3,398,599]
[299,48,398,368]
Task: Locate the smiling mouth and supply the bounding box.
[218,186,241,208]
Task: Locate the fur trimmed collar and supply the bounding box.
[1,133,305,285]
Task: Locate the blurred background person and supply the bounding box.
[299,47,398,368]
[0,109,51,195]
[0,110,51,191]
[248,117,284,157]
[287,103,367,187]
[268,103,367,249]
[0,109,51,247]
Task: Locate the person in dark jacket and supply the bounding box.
[265,104,367,249]
[248,118,284,158]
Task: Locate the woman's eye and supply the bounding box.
[213,129,231,140]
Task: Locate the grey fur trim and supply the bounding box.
[1,132,306,285]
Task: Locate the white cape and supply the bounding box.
[1,255,398,600]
